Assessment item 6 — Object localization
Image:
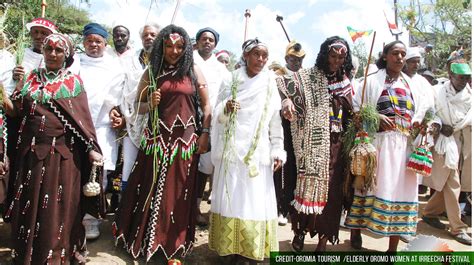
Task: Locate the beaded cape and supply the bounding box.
[18,68,82,103]
[276,67,330,214]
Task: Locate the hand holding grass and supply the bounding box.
[12,65,26,81]
[225,99,240,114]
[150,89,161,109]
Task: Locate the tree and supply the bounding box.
[1,0,91,51]
[398,0,471,72]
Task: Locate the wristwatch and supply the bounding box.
[201,127,210,134]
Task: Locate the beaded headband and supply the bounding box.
[328,41,347,55]
[169,33,183,45]
[43,33,71,58]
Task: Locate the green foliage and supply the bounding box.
[342,104,380,156]
[1,0,91,52]
[398,0,471,72]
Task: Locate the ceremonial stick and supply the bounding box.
[41,0,47,17]
[276,15,291,43]
[243,9,251,41]
[171,0,182,24]
[360,31,376,106]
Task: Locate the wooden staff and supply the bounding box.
[276,15,290,42]
[360,31,376,107]
[243,9,251,41]
[171,0,182,24]
[41,0,47,17]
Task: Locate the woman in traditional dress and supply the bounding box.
[277,36,354,252]
[113,24,210,262]
[345,40,427,252]
[3,33,104,264]
[208,38,285,263]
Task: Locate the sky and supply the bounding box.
[81,0,413,68]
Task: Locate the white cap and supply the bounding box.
[406,47,421,61]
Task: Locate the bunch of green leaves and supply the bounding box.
[343,104,380,155]
[15,15,28,65]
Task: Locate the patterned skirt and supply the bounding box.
[345,131,418,236]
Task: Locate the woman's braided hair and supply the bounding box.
[148,24,195,82]
[315,36,354,80]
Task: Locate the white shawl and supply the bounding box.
[0,49,16,95]
[22,47,44,74]
[78,53,126,127]
[211,67,285,167]
[432,81,472,169]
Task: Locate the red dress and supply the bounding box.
[113,75,199,261]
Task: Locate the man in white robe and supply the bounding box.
[108,25,145,207]
[193,27,230,225]
[79,23,126,240]
[11,18,58,83]
[422,59,472,246]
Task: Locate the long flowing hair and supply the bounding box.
[148,24,195,82]
[315,36,353,80]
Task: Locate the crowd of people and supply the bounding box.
[0,16,471,265]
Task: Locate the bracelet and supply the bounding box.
[201,127,210,134]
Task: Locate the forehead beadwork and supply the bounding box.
[169,33,183,45]
[44,34,71,58]
[328,41,347,55]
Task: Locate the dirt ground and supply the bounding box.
[0,193,471,264]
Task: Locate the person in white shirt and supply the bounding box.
[79,23,126,240]
[0,45,15,95]
[12,18,58,82]
[193,27,230,225]
[108,25,146,210]
[422,58,472,246]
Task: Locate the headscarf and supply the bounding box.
[43,33,75,68]
[195,27,220,45]
[240,38,268,66]
[242,38,267,53]
[83,23,108,39]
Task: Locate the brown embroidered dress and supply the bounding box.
[113,75,199,262]
[5,68,104,265]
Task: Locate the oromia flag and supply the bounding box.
[346,26,373,42]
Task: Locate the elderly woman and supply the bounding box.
[113,25,210,263]
[3,33,104,264]
[345,40,427,252]
[278,36,354,252]
[208,38,285,263]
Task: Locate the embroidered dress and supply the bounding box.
[208,67,284,261]
[6,68,103,265]
[277,70,353,243]
[345,76,418,236]
[113,75,199,261]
